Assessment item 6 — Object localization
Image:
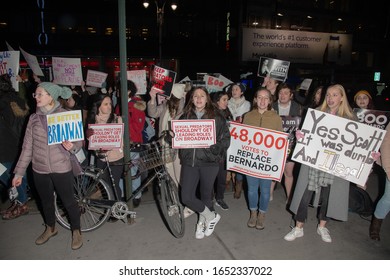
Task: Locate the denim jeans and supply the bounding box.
[0,161,29,204]
[374,176,390,219]
[246,175,272,213]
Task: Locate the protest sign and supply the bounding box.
[299,78,312,90]
[86,70,108,88]
[281,116,301,157]
[227,122,289,181]
[52,57,83,86]
[171,120,216,148]
[150,65,176,98]
[88,123,124,150]
[46,110,84,145]
[127,70,147,94]
[203,74,233,93]
[19,47,44,77]
[353,108,390,130]
[0,50,20,91]
[257,57,290,82]
[292,108,387,186]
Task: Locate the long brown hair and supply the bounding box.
[182,86,216,118]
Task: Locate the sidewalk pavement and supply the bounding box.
[0,174,389,260]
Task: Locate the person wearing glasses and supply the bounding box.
[12,82,83,250]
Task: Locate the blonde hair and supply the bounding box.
[319,84,355,119]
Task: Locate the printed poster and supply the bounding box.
[291,108,387,186]
[257,57,290,82]
[150,65,176,98]
[127,70,147,95]
[227,122,289,181]
[86,70,108,88]
[353,108,390,130]
[52,57,83,86]
[203,74,233,93]
[88,123,124,150]
[46,110,84,145]
[171,120,216,148]
[281,116,301,157]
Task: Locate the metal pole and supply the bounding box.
[156,1,165,66]
[118,0,134,223]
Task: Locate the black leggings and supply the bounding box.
[295,186,330,223]
[96,158,123,199]
[180,165,219,213]
[33,171,80,230]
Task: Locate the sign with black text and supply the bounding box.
[281,116,301,157]
[292,108,387,186]
[226,122,289,181]
[257,57,290,82]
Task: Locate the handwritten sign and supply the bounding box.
[88,123,124,150]
[171,120,216,148]
[127,70,147,94]
[150,65,176,98]
[86,70,108,88]
[46,110,84,145]
[227,122,289,181]
[0,51,20,91]
[203,74,233,93]
[353,108,390,130]
[52,57,83,86]
[292,108,387,186]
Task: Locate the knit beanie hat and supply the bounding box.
[354,90,372,102]
[38,82,72,100]
[225,82,246,93]
[171,84,186,99]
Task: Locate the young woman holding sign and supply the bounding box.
[179,86,230,239]
[242,87,283,230]
[284,84,356,243]
[12,82,83,250]
[85,93,124,205]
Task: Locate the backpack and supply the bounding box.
[349,184,374,218]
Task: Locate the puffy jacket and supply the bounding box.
[14,103,83,176]
[179,109,231,167]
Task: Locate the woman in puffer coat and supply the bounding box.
[179,86,231,239]
[12,82,83,250]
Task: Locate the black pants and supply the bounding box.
[33,171,80,230]
[181,165,219,213]
[214,161,226,200]
[96,158,123,199]
[295,185,330,223]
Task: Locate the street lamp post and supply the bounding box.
[143,1,177,66]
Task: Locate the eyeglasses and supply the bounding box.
[32,93,49,98]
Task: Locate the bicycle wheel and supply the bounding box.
[54,170,114,232]
[158,174,185,238]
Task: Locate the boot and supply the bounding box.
[72,229,83,250]
[234,180,243,199]
[35,225,58,245]
[369,215,383,241]
[247,210,257,228]
[256,212,266,230]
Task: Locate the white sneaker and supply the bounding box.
[284,227,304,241]
[317,226,332,243]
[204,213,221,236]
[195,223,205,239]
[183,207,195,219]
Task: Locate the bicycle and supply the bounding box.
[54,131,185,238]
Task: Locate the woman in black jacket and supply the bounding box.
[179,86,230,239]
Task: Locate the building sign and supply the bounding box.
[242,28,352,65]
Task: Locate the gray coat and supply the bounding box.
[289,164,350,222]
[14,103,83,177]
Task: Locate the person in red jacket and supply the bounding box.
[114,80,146,207]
